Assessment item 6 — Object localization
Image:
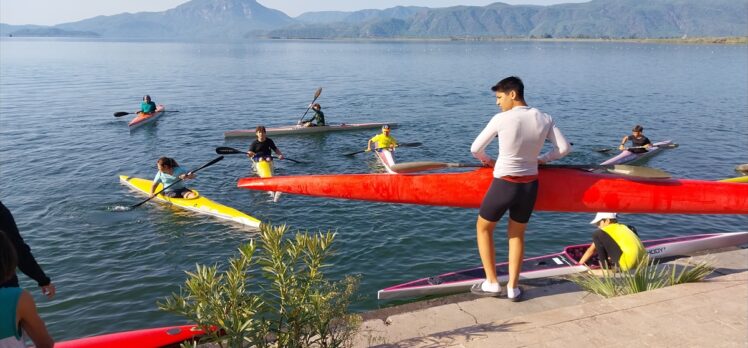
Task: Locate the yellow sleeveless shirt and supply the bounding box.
[601,223,646,271]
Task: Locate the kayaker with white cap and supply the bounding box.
[469,76,571,301]
[367,124,398,152]
[577,212,646,271]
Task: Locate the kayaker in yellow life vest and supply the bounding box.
[578,212,646,271]
[367,124,397,151]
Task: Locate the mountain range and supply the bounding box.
[2,0,746,40]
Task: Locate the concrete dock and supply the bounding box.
[354,246,748,347]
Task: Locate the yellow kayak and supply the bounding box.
[253,159,274,178]
[720,176,748,183]
[252,159,281,202]
[119,175,261,228]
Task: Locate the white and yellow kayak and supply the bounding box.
[119,175,261,228]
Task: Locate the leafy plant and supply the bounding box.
[571,255,714,298]
[159,224,361,347]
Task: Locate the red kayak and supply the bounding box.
[56,324,205,348]
[128,104,166,129]
[237,167,748,214]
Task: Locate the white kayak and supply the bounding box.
[224,122,398,138]
[600,140,673,165]
[378,231,748,300]
[373,149,397,174]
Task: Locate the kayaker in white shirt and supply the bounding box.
[469,76,571,301]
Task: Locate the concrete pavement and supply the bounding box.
[354,246,748,347]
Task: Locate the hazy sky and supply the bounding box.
[0,0,586,26]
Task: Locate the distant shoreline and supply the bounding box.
[268,36,748,45]
[5,34,746,45]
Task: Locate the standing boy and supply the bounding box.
[469,76,571,301]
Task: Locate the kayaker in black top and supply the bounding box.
[0,201,56,299]
[247,126,284,161]
[619,125,652,154]
[301,103,325,127]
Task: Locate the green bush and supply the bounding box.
[159,224,362,348]
[571,255,714,298]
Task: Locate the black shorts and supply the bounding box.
[478,178,539,223]
[592,230,622,269]
[164,187,192,198]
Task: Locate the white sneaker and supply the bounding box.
[470,280,501,297]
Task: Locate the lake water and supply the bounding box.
[0,38,746,340]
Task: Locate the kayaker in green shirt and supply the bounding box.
[139,95,157,114]
[301,103,325,127]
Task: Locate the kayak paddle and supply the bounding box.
[215,146,305,164]
[298,87,323,124]
[114,110,179,117]
[130,156,224,209]
[595,143,678,153]
[389,161,670,178]
[343,142,422,156]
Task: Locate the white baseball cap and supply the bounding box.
[590,212,618,224]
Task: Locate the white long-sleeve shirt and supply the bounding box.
[471,106,571,178]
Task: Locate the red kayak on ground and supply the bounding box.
[237,167,748,214]
[56,324,205,348]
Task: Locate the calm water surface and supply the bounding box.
[1,38,747,340]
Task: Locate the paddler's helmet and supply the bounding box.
[382,124,390,131]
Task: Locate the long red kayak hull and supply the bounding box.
[237,168,748,214]
[56,324,204,348]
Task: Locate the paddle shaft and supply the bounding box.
[597,143,677,153]
[215,147,304,163]
[114,110,178,117]
[344,142,422,156]
[130,156,223,208]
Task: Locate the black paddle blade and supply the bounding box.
[343,149,367,156]
[113,111,130,117]
[314,87,322,99]
[216,147,244,155]
[399,142,422,148]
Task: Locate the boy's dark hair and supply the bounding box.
[0,230,18,283]
[632,125,644,132]
[256,126,267,133]
[490,76,524,100]
[157,157,179,168]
